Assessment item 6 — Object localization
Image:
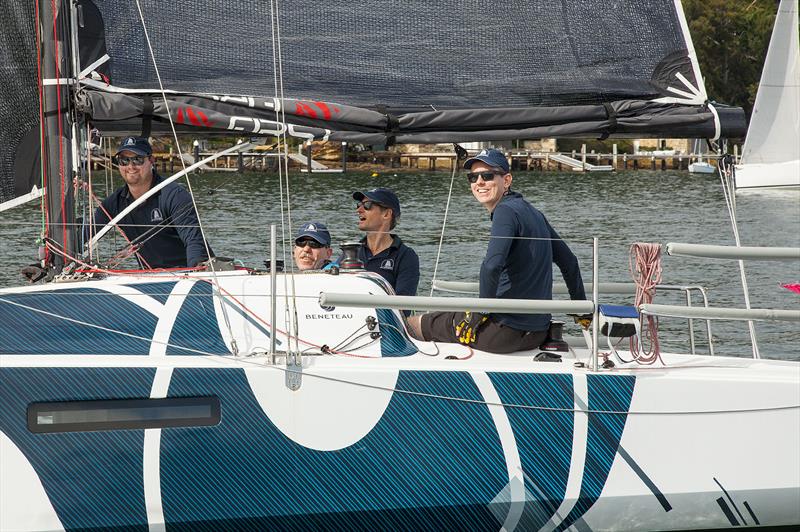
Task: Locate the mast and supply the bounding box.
[39,0,76,270]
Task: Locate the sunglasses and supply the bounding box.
[356,200,386,211]
[116,155,148,167]
[466,171,505,184]
[295,239,326,249]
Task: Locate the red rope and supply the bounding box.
[629,242,663,365]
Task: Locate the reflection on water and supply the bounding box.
[1,170,798,359]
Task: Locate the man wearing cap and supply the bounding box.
[408,148,586,353]
[90,136,210,268]
[293,221,333,271]
[350,187,419,298]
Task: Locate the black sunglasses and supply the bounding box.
[295,239,326,249]
[466,171,504,184]
[116,155,147,167]
[356,200,386,211]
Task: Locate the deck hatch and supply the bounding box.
[27,397,220,433]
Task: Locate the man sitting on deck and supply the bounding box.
[350,187,419,298]
[90,136,210,269]
[407,149,587,353]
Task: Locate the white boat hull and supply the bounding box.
[1,272,798,530]
[735,160,800,189]
[688,161,716,174]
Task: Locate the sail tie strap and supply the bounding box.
[376,105,400,146]
[600,103,617,140]
[141,94,153,137]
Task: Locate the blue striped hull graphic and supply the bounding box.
[0,366,638,530]
[0,367,155,531]
[162,369,508,529]
[489,372,574,529]
[166,281,230,355]
[0,289,157,355]
[556,373,636,530]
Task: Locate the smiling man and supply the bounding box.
[293,221,333,270]
[90,136,210,269]
[408,148,587,353]
[351,187,419,298]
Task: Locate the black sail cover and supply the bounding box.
[2,0,747,202]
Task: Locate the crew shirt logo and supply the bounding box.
[380,259,394,270]
[151,208,163,222]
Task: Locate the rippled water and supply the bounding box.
[1,170,798,359]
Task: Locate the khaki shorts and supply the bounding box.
[420,312,547,354]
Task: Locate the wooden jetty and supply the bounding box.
[90,143,740,174]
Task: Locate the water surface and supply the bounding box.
[1,170,798,359]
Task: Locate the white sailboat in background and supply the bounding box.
[688,139,716,174]
[736,0,800,189]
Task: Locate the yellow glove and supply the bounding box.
[454,311,489,345]
[571,313,593,330]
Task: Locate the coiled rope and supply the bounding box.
[629,242,662,364]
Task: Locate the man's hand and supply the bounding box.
[570,313,593,329]
[454,311,489,345]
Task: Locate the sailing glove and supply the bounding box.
[454,311,489,345]
[570,313,593,329]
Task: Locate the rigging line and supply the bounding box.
[51,0,67,254]
[33,0,48,255]
[717,157,759,359]
[87,124,95,261]
[3,298,796,417]
[269,0,300,358]
[429,148,459,296]
[0,296,230,357]
[104,197,204,265]
[89,192,152,269]
[133,0,238,355]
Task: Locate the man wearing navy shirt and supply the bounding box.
[408,149,586,353]
[351,187,419,298]
[90,137,210,268]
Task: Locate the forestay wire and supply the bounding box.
[270,0,301,357]
[717,155,760,358]
[132,0,239,355]
[430,144,465,296]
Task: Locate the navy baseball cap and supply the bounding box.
[352,187,401,217]
[116,136,152,156]
[295,221,331,246]
[463,148,509,173]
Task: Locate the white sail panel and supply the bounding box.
[740,0,800,168]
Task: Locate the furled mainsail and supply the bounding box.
[78,0,745,142]
[1,0,748,206]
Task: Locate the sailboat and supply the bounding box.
[1,1,798,530]
[735,0,800,189]
[688,139,716,174]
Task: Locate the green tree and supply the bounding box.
[683,0,778,118]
